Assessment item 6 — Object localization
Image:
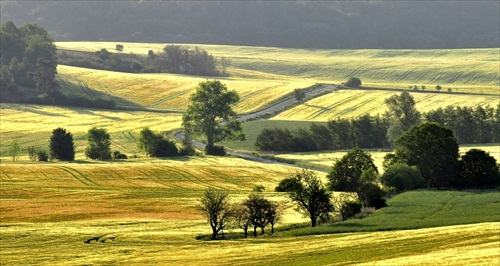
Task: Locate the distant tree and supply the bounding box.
[37,149,49,161]
[459,149,500,188]
[385,91,421,144]
[287,169,334,227]
[267,201,282,234]
[275,176,301,192]
[27,146,37,161]
[9,141,20,162]
[421,85,426,91]
[182,80,245,155]
[33,58,60,98]
[345,77,362,88]
[112,150,127,159]
[95,49,111,60]
[198,188,233,240]
[137,127,178,157]
[448,88,452,92]
[137,127,157,157]
[179,130,196,156]
[219,56,231,77]
[294,88,306,103]
[381,163,423,192]
[413,85,418,91]
[339,200,362,221]
[393,122,460,188]
[85,127,111,160]
[115,44,124,52]
[435,85,442,91]
[327,148,378,192]
[49,127,75,161]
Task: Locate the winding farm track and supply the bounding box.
[175,84,337,172]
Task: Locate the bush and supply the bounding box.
[275,177,301,192]
[37,149,49,161]
[253,185,265,192]
[381,163,423,192]
[345,77,362,88]
[205,144,226,156]
[112,150,128,159]
[153,138,179,157]
[340,200,362,221]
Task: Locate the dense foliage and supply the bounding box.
[85,127,111,160]
[3,1,498,49]
[137,128,179,157]
[458,149,500,188]
[49,127,75,161]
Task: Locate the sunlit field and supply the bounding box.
[57,42,500,94]
[58,65,314,113]
[274,89,500,121]
[0,103,183,161]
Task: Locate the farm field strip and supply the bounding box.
[57,42,500,94]
[273,89,500,121]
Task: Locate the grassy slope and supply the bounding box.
[1,160,499,265]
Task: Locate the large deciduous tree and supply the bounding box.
[393,122,459,188]
[327,148,378,192]
[85,127,111,160]
[198,188,233,240]
[182,80,245,155]
[286,169,334,227]
[49,127,75,161]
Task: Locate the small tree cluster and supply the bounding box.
[137,128,179,157]
[198,188,281,240]
[85,127,112,160]
[28,146,49,162]
[344,77,362,88]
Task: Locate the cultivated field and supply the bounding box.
[57,42,500,94]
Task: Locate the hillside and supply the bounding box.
[2,1,499,49]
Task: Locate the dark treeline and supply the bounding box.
[0,21,115,108]
[255,104,500,152]
[2,1,499,49]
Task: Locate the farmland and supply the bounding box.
[1,41,499,265]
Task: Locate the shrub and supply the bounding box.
[37,149,49,161]
[205,144,226,156]
[381,163,423,192]
[339,200,362,221]
[153,138,179,157]
[112,150,128,159]
[345,77,362,88]
[252,185,265,192]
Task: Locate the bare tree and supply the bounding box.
[198,188,233,240]
[233,204,251,238]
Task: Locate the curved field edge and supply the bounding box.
[57,42,500,93]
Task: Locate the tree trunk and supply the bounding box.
[253,225,257,237]
[260,226,265,235]
[311,216,317,227]
[271,223,274,234]
[212,231,217,240]
[243,227,248,238]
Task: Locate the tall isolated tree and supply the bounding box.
[286,169,334,227]
[182,80,245,155]
[294,88,306,103]
[394,122,459,188]
[49,127,75,161]
[385,91,421,143]
[9,141,20,162]
[85,127,111,160]
[198,188,233,240]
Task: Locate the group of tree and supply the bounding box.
[4,1,498,49]
[137,128,182,157]
[60,44,229,77]
[255,92,500,152]
[0,21,115,108]
[198,188,281,240]
[255,115,390,152]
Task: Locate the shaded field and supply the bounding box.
[57,42,500,94]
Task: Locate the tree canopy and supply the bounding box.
[182,80,245,155]
[327,148,378,192]
[393,122,460,188]
[49,127,75,161]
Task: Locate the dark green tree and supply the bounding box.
[182,80,245,155]
[85,127,111,160]
[198,188,233,240]
[49,127,75,161]
[393,122,459,188]
[287,169,334,227]
[459,149,500,188]
[385,91,421,143]
[294,88,306,103]
[345,77,361,88]
[137,127,158,157]
[327,148,378,192]
[381,163,423,192]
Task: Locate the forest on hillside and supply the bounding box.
[1,1,499,49]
